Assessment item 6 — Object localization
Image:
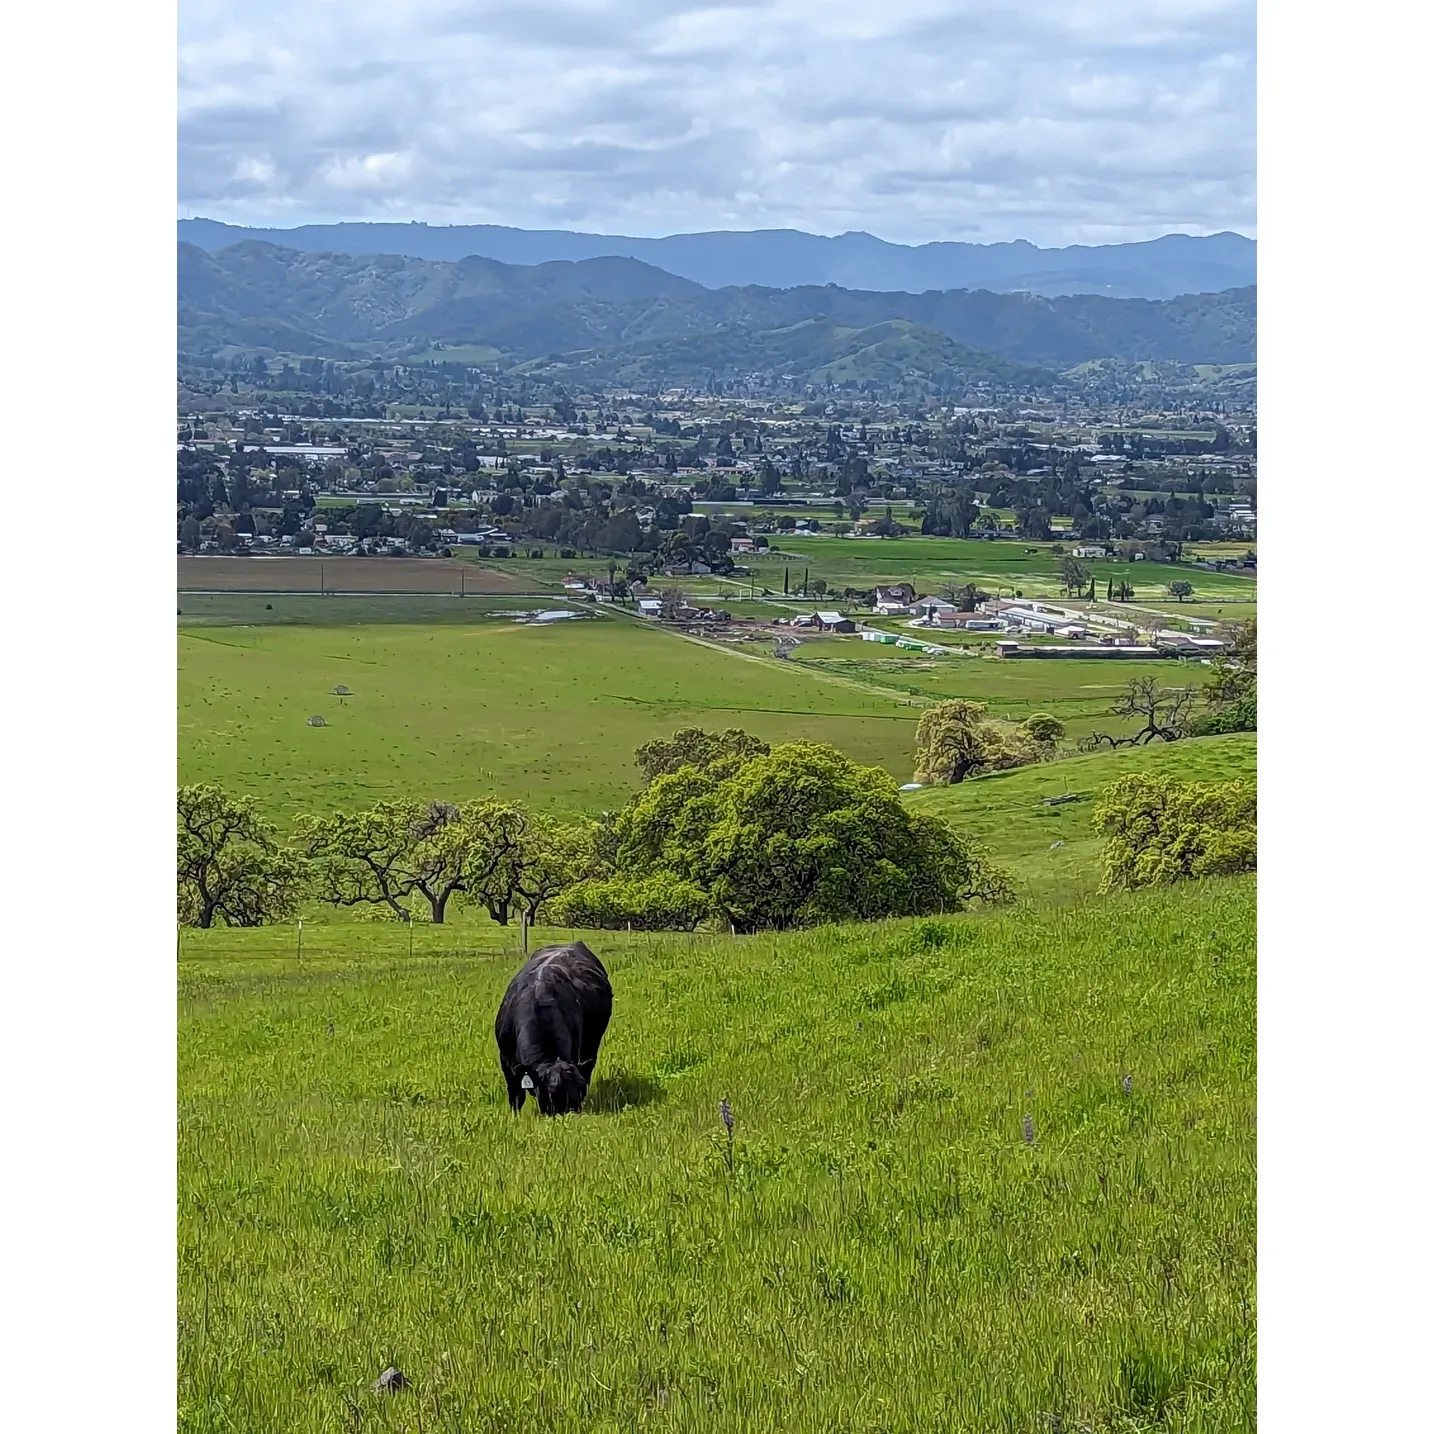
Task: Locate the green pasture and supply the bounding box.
[454,537,1255,616]
[178,594,546,628]
[727,536,1257,607]
[178,617,923,828]
[1143,601,1257,624]
[906,733,1257,902]
[179,876,1255,1434]
[788,644,1211,741]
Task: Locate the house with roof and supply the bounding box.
[873,583,916,615]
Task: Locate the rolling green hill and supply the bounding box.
[906,732,1257,901]
[178,241,1256,373]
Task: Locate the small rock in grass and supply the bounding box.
[373,1367,410,1393]
[1049,840,1064,849]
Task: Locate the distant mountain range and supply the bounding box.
[178,219,1255,302]
[178,241,1256,387]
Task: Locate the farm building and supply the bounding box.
[637,598,663,618]
[873,583,916,615]
[918,608,1003,631]
[994,641,1161,659]
[815,611,856,633]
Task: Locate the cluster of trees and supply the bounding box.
[920,488,981,538]
[1185,619,1256,736]
[913,702,1065,785]
[177,787,606,930]
[1094,774,1256,891]
[178,729,1010,933]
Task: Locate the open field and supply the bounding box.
[178,617,923,827]
[1141,601,1257,623]
[179,556,534,595]
[906,733,1257,901]
[748,536,1258,606]
[178,602,1233,826]
[180,876,1255,1434]
[178,593,550,627]
[451,537,1256,620]
[788,642,1210,742]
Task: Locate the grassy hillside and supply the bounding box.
[180,876,1255,1433]
[906,733,1256,901]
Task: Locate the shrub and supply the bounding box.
[1094,774,1256,892]
[1185,691,1257,736]
[551,872,712,931]
[1021,713,1065,751]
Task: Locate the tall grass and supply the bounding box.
[180,878,1255,1432]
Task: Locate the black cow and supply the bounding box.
[494,941,613,1115]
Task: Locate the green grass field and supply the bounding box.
[178,615,924,827]
[458,536,1256,628]
[746,536,1258,608]
[180,876,1255,1434]
[178,594,547,627]
[906,734,1257,901]
[788,640,1223,742]
[178,600,1236,829]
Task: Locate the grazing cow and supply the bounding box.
[494,941,613,1115]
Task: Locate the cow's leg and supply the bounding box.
[501,1060,527,1113]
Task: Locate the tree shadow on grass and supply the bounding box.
[586,1069,666,1115]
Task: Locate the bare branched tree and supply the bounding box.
[1086,677,1196,748]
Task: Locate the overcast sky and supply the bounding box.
[178,0,1254,246]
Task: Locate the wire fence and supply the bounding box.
[175,920,690,970]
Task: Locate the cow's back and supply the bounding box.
[496,942,610,1059]
[533,942,611,1014]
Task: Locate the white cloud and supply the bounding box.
[178,0,1254,244]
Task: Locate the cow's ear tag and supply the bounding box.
[521,1074,535,1091]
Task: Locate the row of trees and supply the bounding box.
[178,733,1012,932]
[178,788,605,931]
